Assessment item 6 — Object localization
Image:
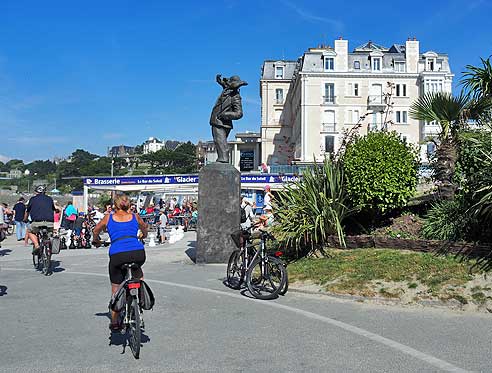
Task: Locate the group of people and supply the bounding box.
[240,185,275,232]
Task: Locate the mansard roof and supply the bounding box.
[353,41,388,52]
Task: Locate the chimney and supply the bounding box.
[405,37,419,73]
[334,37,348,71]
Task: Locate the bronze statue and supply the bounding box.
[209,74,248,163]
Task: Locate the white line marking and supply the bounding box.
[1,268,473,373]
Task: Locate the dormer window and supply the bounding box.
[394,61,406,72]
[324,57,334,71]
[275,66,284,79]
[372,57,381,71]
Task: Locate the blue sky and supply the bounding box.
[1,0,491,162]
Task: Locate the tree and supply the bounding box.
[141,142,197,174]
[5,159,25,171]
[462,56,492,99]
[25,160,56,177]
[409,92,492,199]
[342,131,419,219]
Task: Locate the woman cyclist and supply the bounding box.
[93,193,148,330]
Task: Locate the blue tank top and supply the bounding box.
[107,214,144,256]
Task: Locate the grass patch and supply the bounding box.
[288,248,476,296]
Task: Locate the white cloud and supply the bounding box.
[103,133,124,140]
[0,154,10,163]
[282,0,344,31]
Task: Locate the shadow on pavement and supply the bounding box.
[185,241,196,263]
[0,285,7,296]
[96,310,151,354]
[0,249,12,256]
[51,260,65,273]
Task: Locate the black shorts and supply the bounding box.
[108,250,146,284]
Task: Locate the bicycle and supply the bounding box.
[32,226,53,276]
[227,228,287,300]
[110,263,147,359]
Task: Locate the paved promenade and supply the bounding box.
[0,233,491,372]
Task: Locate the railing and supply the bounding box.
[322,95,336,104]
[322,123,336,132]
[367,95,383,105]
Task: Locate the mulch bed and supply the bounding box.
[325,235,492,258]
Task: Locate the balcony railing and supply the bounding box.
[322,95,336,104]
[322,123,336,132]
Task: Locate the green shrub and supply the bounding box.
[342,131,419,218]
[421,199,467,240]
[272,158,352,255]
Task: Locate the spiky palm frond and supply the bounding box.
[409,92,469,139]
[272,158,353,255]
[461,56,492,99]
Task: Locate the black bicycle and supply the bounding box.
[32,227,53,276]
[227,228,287,300]
[111,263,145,359]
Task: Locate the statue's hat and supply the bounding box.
[228,75,248,89]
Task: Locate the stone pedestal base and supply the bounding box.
[197,163,240,263]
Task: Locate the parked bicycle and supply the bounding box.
[109,262,154,359]
[227,227,287,300]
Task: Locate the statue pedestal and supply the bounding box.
[197,163,240,263]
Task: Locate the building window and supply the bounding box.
[322,110,335,132]
[395,84,407,97]
[275,66,284,79]
[324,83,335,104]
[324,136,335,153]
[395,111,408,124]
[394,62,406,72]
[353,109,359,124]
[324,57,334,71]
[274,109,282,121]
[275,88,284,104]
[353,61,360,70]
[347,83,359,96]
[372,57,381,71]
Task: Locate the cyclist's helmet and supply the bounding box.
[35,185,46,194]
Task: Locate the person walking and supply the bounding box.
[93,193,148,331]
[13,197,27,241]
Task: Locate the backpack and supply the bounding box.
[139,280,155,310]
[240,206,247,223]
[109,284,126,312]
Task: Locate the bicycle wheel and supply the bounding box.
[226,250,245,289]
[32,250,40,269]
[279,269,289,296]
[128,297,141,359]
[6,224,14,236]
[246,256,287,300]
[41,246,51,276]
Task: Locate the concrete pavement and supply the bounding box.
[0,233,491,372]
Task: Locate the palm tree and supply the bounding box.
[410,92,492,199]
[462,56,492,99]
[461,57,492,126]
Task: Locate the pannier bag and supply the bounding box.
[51,237,61,254]
[139,280,155,310]
[109,284,126,312]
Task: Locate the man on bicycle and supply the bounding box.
[24,185,55,253]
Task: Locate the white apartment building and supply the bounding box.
[143,137,165,154]
[260,38,453,165]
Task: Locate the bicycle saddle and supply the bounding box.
[122,262,140,269]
